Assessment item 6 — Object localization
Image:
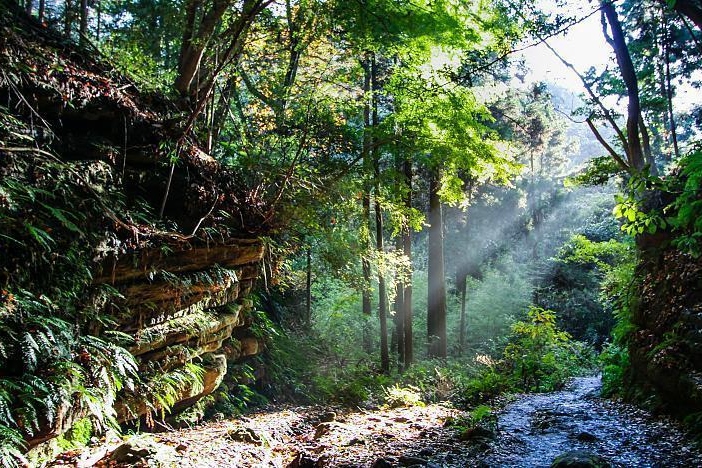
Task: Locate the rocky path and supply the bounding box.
[483,376,702,467]
[52,377,702,467]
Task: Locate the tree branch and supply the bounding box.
[585,118,629,171]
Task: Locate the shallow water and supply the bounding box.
[481,376,702,467]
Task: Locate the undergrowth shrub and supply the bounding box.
[600,343,629,397]
[400,359,480,403]
[463,367,510,404]
[503,306,595,392]
[382,384,424,408]
[312,362,392,405]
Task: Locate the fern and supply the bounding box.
[0,425,27,468]
[0,382,17,426]
[134,363,206,423]
[23,222,55,250]
[38,201,85,236]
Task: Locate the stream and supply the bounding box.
[481,375,702,467]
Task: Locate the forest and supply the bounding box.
[1,0,702,466]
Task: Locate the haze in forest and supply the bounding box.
[1,0,702,466]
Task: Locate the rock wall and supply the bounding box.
[96,239,265,423]
[629,248,702,415]
[0,6,271,460]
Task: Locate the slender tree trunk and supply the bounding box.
[305,246,312,328]
[95,0,102,41]
[372,56,390,374]
[376,192,389,373]
[601,1,646,171]
[64,0,74,38]
[79,0,88,46]
[361,57,373,354]
[25,0,33,15]
[38,0,45,23]
[394,233,405,372]
[402,158,413,368]
[662,9,681,161]
[427,170,447,358]
[175,0,230,95]
[457,272,467,356]
[179,0,199,67]
[211,78,235,146]
[639,116,657,175]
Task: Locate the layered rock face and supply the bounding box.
[97,239,265,422]
[629,248,702,414]
[0,5,270,455]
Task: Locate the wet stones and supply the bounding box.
[574,431,598,443]
[531,409,569,432]
[551,450,610,468]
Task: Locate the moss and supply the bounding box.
[56,418,93,451]
[173,395,215,427]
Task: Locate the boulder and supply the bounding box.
[551,450,610,468]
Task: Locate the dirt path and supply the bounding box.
[52,377,702,467]
[153,403,476,467]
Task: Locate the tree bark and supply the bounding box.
[38,0,45,23]
[427,170,447,359]
[376,192,390,373]
[662,8,681,161]
[394,234,405,371]
[175,0,231,95]
[601,1,646,171]
[95,0,102,41]
[64,0,75,38]
[79,0,88,46]
[666,0,702,31]
[402,158,413,368]
[457,271,467,356]
[25,0,32,15]
[361,57,373,354]
[305,246,312,327]
[372,56,390,374]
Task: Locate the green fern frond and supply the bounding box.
[38,202,85,236]
[23,223,55,250]
[0,425,27,468]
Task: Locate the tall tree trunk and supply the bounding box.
[601,1,646,171]
[175,0,230,95]
[457,271,467,356]
[64,0,74,38]
[38,0,45,23]
[361,57,373,354]
[427,170,447,358]
[95,0,102,41]
[372,56,390,374]
[376,191,389,373]
[665,0,702,31]
[662,8,681,161]
[402,157,413,368]
[305,246,312,328]
[394,233,405,372]
[25,0,32,15]
[79,0,88,46]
